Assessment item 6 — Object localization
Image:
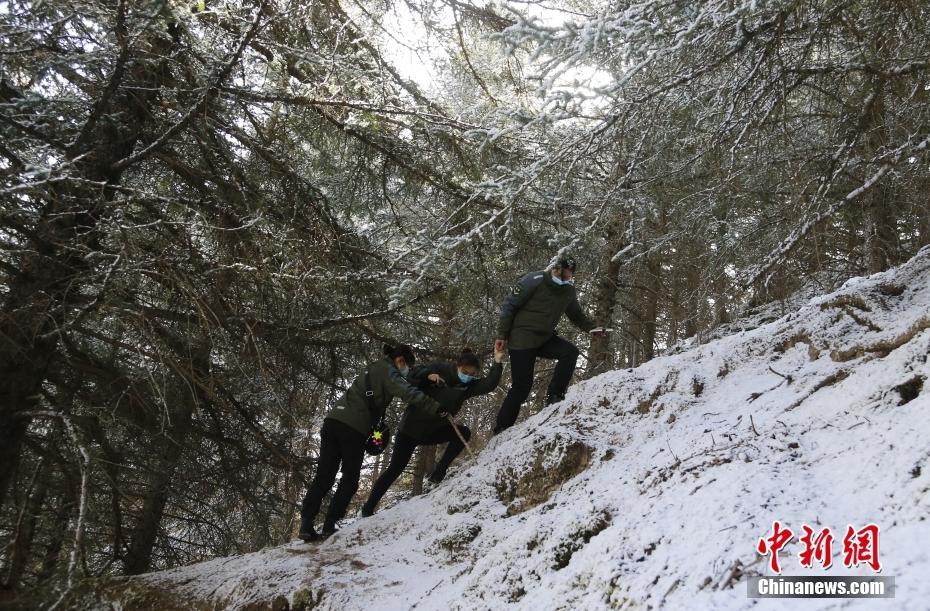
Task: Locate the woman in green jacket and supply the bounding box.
[361,346,505,516]
[299,344,441,541]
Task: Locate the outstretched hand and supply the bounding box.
[493,342,506,363]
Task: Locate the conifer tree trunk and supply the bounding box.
[863,81,898,274]
[588,217,625,377]
[641,255,661,362]
[2,460,49,588]
[123,341,208,575]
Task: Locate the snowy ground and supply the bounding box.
[115,247,929,610]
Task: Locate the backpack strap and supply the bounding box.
[364,371,384,427]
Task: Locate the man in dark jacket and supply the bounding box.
[361,347,505,516]
[493,255,601,434]
[299,344,441,541]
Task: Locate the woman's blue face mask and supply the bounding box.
[397,366,410,377]
[457,370,476,384]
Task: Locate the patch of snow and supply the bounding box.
[130,247,930,610]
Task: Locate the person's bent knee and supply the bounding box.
[307,471,337,496]
[339,468,362,490]
[340,477,361,495]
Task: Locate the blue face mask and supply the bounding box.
[551,275,574,286]
[457,370,476,384]
[397,366,410,377]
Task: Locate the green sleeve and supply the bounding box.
[466,362,503,397]
[566,292,596,332]
[408,364,437,389]
[383,363,441,415]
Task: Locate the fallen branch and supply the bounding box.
[446,414,473,456]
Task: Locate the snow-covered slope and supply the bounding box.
[87,248,930,610]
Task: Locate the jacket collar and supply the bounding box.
[542,270,573,290]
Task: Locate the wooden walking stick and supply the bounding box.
[446,414,474,456]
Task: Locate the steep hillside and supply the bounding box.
[64,247,930,610]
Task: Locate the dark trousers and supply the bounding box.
[365,424,472,510]
[301,418,366,529]
[495,334,579,431]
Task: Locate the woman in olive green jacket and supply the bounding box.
[299,344,441,541]
[361,346,505,516]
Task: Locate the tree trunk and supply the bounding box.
[36,488,76,584]
[370,451,384,484]
[863,81,897,274]
[411,447,437,496]
[587,217,625,377]
[668,261,683,346]
[682,242,702,339]
[918,197,930,250]
[122,466,174,575]
[641,255,661,362]
[122,341,207,575]
[2,460,49,589]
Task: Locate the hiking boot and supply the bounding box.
[298,526,320,542]
[545,393,565,406]
[321,523,338,539]
[360,503,375,518]
[298,514,319,542]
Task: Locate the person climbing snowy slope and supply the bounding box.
[493,254,606,434]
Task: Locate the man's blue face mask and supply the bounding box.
[457,370,476,384]
[397,366,410,377]
[552,274,574,286]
